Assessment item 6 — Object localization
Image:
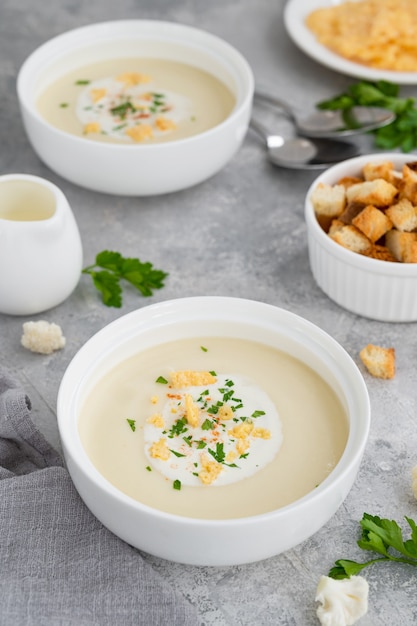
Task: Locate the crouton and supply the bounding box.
[310,182,346,217]
[328,219,345,236]
[351,204,393,242]
[336,176,363,189]
[386,198,417,232]
[385,230,417,263]
[366,244,397,262]
[359,344,395,379]
[170,370,217,388]
[338,201,367,224]
[316,160,417,263]
[330,224,373,255]
[399,162,417,203]
[362,161,395,184]
[346,178,398,207]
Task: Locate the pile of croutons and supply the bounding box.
[310,160,417,263]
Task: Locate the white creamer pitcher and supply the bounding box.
[0,174,83,315]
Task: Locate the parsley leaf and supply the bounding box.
[317,80,417,152]
[82,250,168,307]
[208,442,226,464]
[126,419,136,432]
[329,513,417,579]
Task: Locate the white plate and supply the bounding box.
[284,0,417,84]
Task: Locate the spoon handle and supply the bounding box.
[254,90,297,125]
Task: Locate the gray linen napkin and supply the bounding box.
[0,368,199,626]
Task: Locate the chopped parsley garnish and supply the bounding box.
[59,102,69,108]
[110,100,136,119]
[209,370,217,376]
[252,410,265,418]
[126,419,136,432]
[173,479,181,490]
[183,435,193,447]
[75,79,90,85]
[208,442,226,464]
[197,440,207,449]
[146,465,152,472]
[156,375,168,384]
[169,417,188,437]
[170,449,186,458]
[201,418,215,431]
[200,346,208,352]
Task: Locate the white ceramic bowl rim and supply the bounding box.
[57,296,370,527]
[305,153,417,277]
[17,19,254,150]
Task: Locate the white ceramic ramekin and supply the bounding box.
[57,296,370,566]
[17,20,253,196]
[305,153,417,322]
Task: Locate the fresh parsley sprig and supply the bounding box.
[329,513,417,579]
[82,250,168,307]
[317,80,417,152]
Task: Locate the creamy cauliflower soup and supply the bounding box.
[78,337,349,520]
[36,58,236,144]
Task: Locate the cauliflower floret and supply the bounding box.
[21,321,66,355]
[316,575,369,626]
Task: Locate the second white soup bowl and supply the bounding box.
[17,20,254,196]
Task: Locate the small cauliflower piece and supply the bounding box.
[149,438,170,461]
[184,393,199,428]
[316,575,369,626]
[21,321,66,355]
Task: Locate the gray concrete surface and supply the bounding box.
[1,0,417,624]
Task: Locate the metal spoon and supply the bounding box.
[254,90,395,138]
[249,118,359,170]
